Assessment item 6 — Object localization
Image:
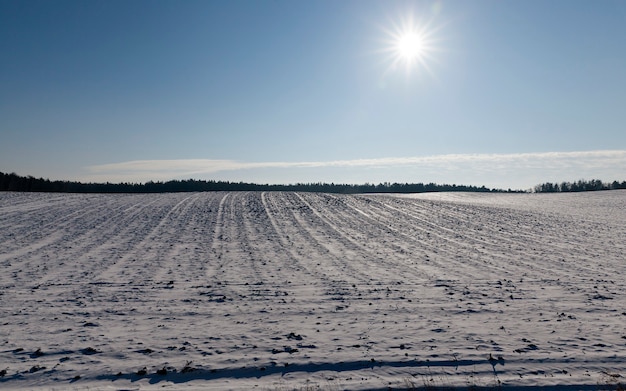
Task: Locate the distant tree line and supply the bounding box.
[534,179,626,193]
[0,171,520,194]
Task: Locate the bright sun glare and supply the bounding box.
[381,12,439,78]
[396,32,425,60]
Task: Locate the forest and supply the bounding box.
[0,171,511,194]
[2,171,624,194]
[534,179,626,193]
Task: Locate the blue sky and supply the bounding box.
[2,0,626,190]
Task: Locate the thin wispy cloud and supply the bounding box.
[84,150,626,189]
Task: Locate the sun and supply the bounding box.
[396,32,426,60]
[379,12,440,78]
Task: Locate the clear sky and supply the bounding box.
[2,0,626,190]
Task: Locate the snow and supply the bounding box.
[1,190,625,390]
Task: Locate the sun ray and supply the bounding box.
[378,11,442,80]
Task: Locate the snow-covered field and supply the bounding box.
[1,190,625,390]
